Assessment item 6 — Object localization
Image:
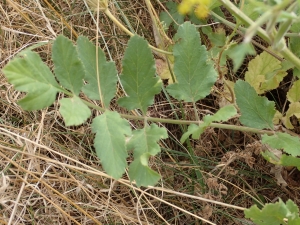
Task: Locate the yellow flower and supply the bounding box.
[178,0,194,15]
[178,0,211,19]
[194,3,209,19]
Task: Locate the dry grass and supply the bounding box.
[0,0,299,224]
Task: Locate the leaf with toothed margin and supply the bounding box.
[52,35,84,95]
[234,80,275,129]
[127,124,168,187]
[245,199,300,225]
[262,133,300,157]
[59,96,91,126]
[166,22,218,103]
[92,111,132,179]
[2,50,61,111]
[118,35,162,114]
[77,36,118,107]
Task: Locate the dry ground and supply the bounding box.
[0,0,299,224]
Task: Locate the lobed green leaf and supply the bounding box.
[280,154,300,170]
[235,80,275,129]
[167,22,218,103]
[127,124,168,187]
[118,35,161,114]
[92,111,132,179]
[245,50,287,94]
[128,159,160,187]
[245,199,300,225]
[2,50,61,110]
[52,35,84,95]
[262,133,300,157]
[77,36,118,107]
[59,96,91,126]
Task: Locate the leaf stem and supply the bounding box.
[81,99,276,135]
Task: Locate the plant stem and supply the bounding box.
[218,0,270,42]
[104,8,172,55]
[218,0,300,70]
[81,99,276,135]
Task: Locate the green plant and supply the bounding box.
[2,0,300,224]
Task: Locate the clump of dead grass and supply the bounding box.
[1,0,299,224]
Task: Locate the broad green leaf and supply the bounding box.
[77,36,118,107]
[118,35,161,114]
[128,159,160,187]
[262,133,300,157]
[282,102,300,129]
[2,50,60,110]
[52,35,84,95]
[245,51,287,94]
[287,80,300,103]
[127,124,168,157]
[245,199,300,225]
[167,22,218,102]
[235,80,275,129]
[92,111,131,179]
[127,124,167,187]
[59,96,91,126]
[181,105,237,143]
[280,154,300,170]
[159,1,184,30]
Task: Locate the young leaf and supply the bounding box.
[167,22,218,103]
[92,111,132,179]
[235,80,275,129]
[287,80,300,103]
[52,35,84,95]
[262,133,300,157]
[245,199,300,225]
[77,36,118,107]
[127,124,168,187]
[180,124,201,143]
[2,50,61,110]
[245,50,287,94]
[118,35,161,114]
[282,102,300,129]
[59,96,91,126]
[180,105,237,143]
